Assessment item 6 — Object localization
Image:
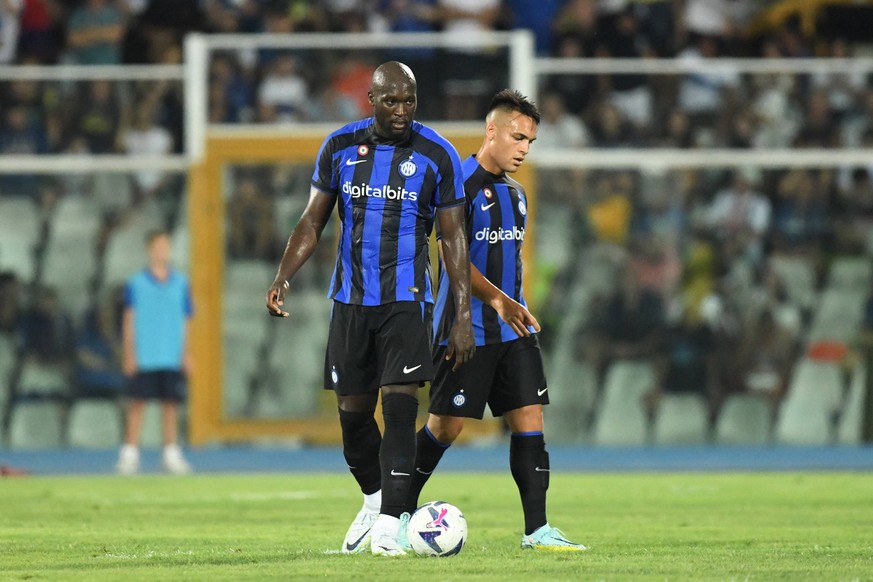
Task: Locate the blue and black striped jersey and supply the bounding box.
[311,118,465,305]
[434,155,533,346]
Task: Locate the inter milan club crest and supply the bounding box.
[357,145,369,156]
[398,157,417,177]
[331,366,339,385]
[452,389,466,408]
[518,198,527,216]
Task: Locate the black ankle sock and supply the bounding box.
[510,432,548,535]
[405,425,450,513]
[379,392,419,517]
[338,408,382,495]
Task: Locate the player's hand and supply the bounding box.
[493,296,540,337]
[266,280,290,317]
[445,319,475,371]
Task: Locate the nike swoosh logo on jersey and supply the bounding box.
[535,467,550,472]
[403,364,422,374]
[390,469,410,476]
[537,387,548,396]
[344,530,370,552]
[346,159,366,166]
[415,467,433,475]
[481,202,496,211]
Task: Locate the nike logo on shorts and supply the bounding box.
[346,159,366,166]
[390,469,410,476]
[537,387,548,396]
[481,202,496,211]
[403,364,422,374]
[535,467,550,472]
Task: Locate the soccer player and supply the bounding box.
[404,89,587,551]
[265,61,475,556]
[116,230,193,475]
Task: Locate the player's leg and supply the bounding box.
[405,342,497,515]
[326,302,383,553]
[369,383,418,555]
[117,398,145,474]
[504,404,548,536]
[117,371,151,474]
[498,336,586,551]
[404,413,462,514]
[337,392,382,553]
[160,371,191,474]
[369,302,433,556]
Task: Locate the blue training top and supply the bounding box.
[124,268,193,371]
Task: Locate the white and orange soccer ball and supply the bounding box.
[406,500,467,557]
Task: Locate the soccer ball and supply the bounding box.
[406,500,467,557]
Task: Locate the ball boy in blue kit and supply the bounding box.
[116,230,193,475]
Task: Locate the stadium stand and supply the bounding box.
[8,398,66,449]
[67,399,123,448]
[714,393,773,445]
[775,358,845,445]
[592,360,654,446]
[652,393,710,446]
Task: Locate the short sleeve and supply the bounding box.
[123,282,134,308]
[310,135,338,196]
[434,142,465,209]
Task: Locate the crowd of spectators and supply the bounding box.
[1,1,872,142]
[535,158,872,437]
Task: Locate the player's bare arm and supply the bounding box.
[121,306,137,377]
[437,203,475,370]
[436,240,540,338]
[266,187,336,317]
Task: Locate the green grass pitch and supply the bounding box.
[2,472,872,580]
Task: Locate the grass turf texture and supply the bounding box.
[2,472,872,580]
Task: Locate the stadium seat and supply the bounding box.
[263,309,325,417]
[591,360,654,446]
[0,197,40,281]
[775,359,844,445]
[543,357,597,441]
[652,393,709,445]
[17,361,69,394]
[769,254,816,312]
[67,399,123,448]
[827,256,872,291]
[714,394,772,445]
[837,363,867,445]
[8,399,66,449]
[0,334,15,410]
[806,288,866,344]
[42,202,100,319]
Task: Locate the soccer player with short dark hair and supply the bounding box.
[404,89,587,551]
[265,61,475,556]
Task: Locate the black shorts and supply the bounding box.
[430,334,548,419]
[324,301,434,395]
[127,370,187,402]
